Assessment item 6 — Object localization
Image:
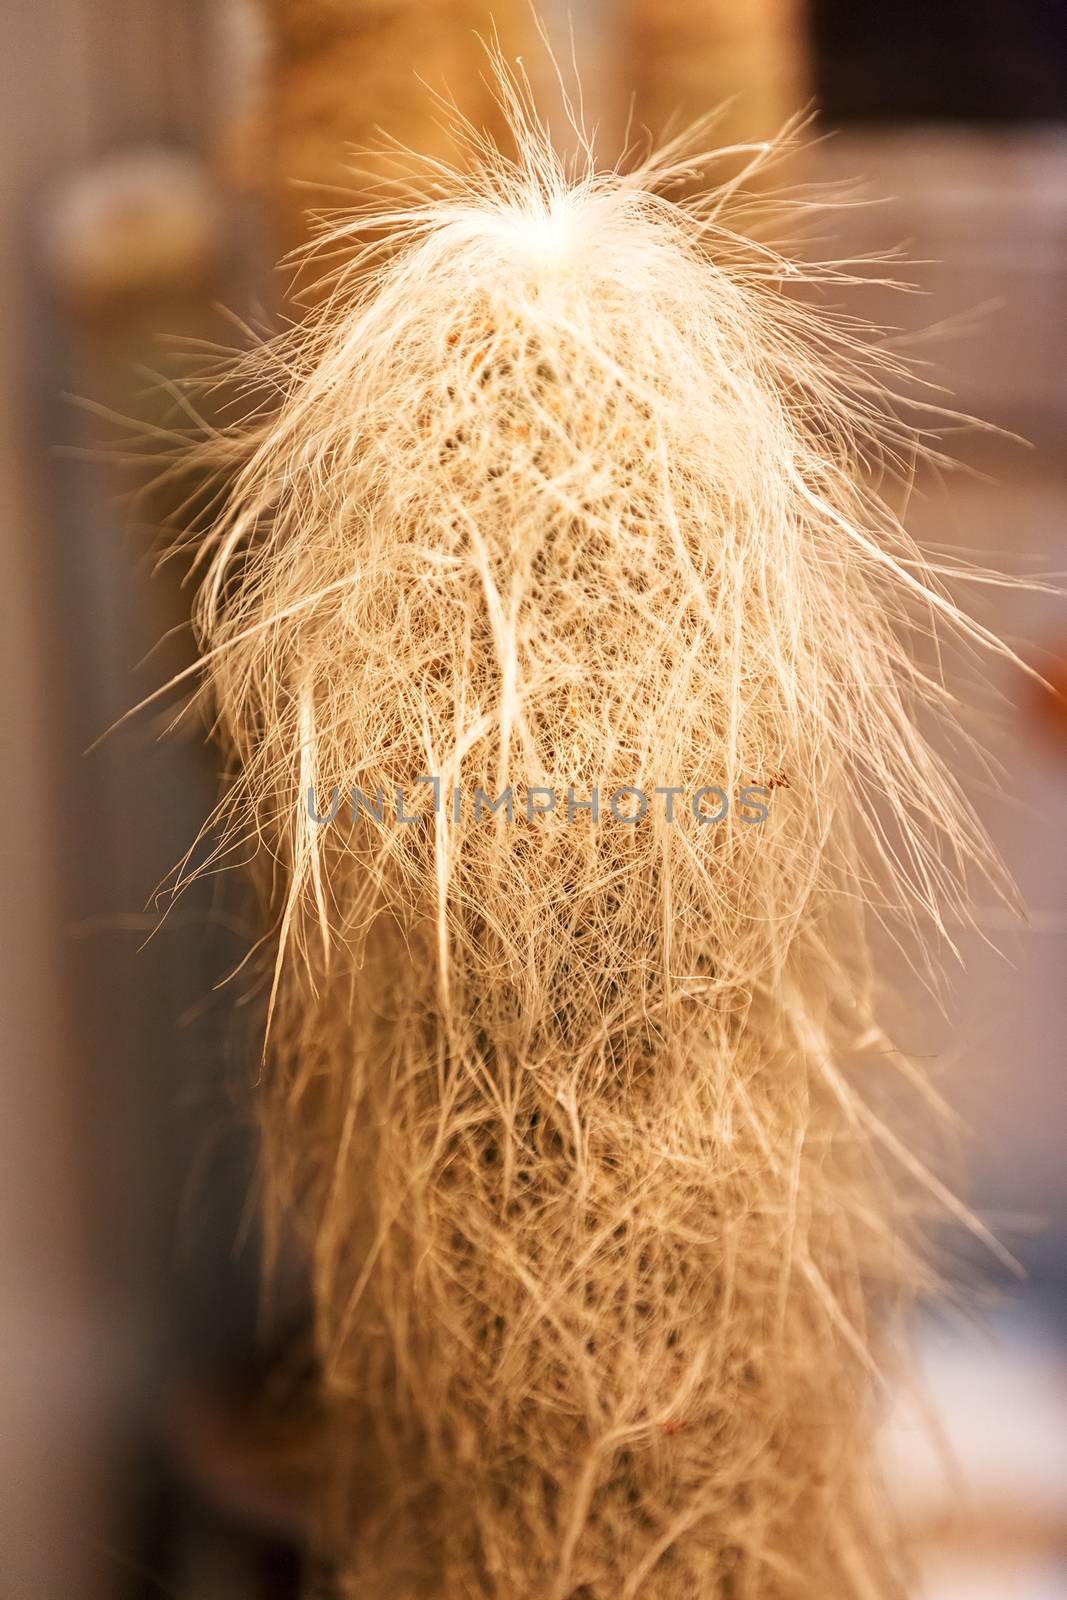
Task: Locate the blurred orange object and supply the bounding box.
[624,0,809,153]
[255,0,531,260]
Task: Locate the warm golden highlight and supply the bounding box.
[178,65,1025,1600]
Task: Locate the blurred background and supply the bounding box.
[1,3,1065,1597]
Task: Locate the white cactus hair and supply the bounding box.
[173,46,1032,1600]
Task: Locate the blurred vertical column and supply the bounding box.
[254,0,531,260]
[622,0,809,149]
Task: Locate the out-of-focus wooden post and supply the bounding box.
[256,0,529,257]
[623,0,809,150]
